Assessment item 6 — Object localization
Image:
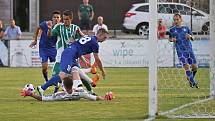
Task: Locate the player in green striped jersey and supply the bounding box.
[47,10,96,94]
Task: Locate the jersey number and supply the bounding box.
[79,37,91,44]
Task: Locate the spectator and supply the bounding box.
[92,16,108,35]
[4,19,22,40]
[0,20,4,39]
[78,0,94,35]
[157,18,166,39]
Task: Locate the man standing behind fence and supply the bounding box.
[4,19,22,40]
[92,16,108,35]
[78,0,94,35]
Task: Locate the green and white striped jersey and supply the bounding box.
[51,23,82,62]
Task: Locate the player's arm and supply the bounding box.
[29,27,41,48]
[47,20,53,37]
[90,6,94,21]
[31,93,42,101]
[93,53,106,79]
[168,29,176,42]
[77,28,85,37]
[16,26,22,40]
[185,27,194,41]
[78,7,81,20]
[3,27,8,38]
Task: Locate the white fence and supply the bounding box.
[0,39,210,67]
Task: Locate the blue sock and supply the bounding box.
[192,70,197,78]
[186,70,195,84]
[42,72,48,82]
[41,75,61,90]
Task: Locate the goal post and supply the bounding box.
[148,0,158,117]
[209,0,215,98]
[148,0,215,119]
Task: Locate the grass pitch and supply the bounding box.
[0,67,213,121]
[0,67,147,121]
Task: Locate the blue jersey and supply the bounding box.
[60,36,99,73]
[169,26,193,53]
[73,36,99,58]
[169,26,196,66]
[39,21,57,48]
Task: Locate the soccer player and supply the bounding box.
[29,11,61,82]
[21,77,113,101]
[37,28,108,96]
[45,10,97,93]
[169,13,198,88]
[47,10,85,77]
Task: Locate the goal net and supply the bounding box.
[148,0,215,119]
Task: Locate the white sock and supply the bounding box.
[81,68,91,73]
[79,69,93,83]
[72,80,83,89]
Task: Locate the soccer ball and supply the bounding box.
[24,84,35,92]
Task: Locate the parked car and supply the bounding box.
[122,2,209,36]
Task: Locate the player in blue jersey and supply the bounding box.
[169,13,198,88]
[29,11,61,82]
[37,28,108,96]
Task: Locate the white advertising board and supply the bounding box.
[99,39,174,67]
[9,40,54,67]
[8,39,209,68]
[0,41,8,66]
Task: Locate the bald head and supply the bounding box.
[97,16,104,25]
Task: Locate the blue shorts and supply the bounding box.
[39,47,57,63]
[177,51,197,66]
[60,47,79,74]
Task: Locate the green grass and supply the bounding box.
[0,67,214,121]
[0,67,147,121]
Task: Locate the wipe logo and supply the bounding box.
[112,41,134,58]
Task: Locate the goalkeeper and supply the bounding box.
[169,13,198,88]
[21,77,113,101]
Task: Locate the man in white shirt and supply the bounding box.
[92,16,108,35]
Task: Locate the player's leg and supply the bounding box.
[38,59,72,95]
[39,48,49,82]
[52,62,61,93]
[81,62,97,74]
[52,62,61,76]
[189,51,198,78]
[79,68,99,86]
[71,66,83,90]
[180,57,196,87]
[41,62,48,82]
[191,64,198,78]
[37,49,74,95]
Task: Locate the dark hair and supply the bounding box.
[63,76,73,90]
[173,13,182,18]
[52,10,61,15]
[63,10,73,19]
[96,28,109,35]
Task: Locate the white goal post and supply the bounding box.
[209,0,215,99]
